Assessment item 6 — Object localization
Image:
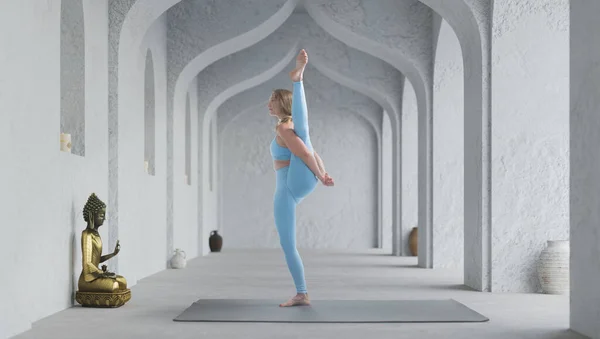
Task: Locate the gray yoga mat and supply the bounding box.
[173,299,489,323]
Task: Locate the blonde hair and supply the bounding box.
[272,89,292,129]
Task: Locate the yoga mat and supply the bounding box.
[173,299,489,323]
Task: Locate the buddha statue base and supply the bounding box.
[75,289,131,308]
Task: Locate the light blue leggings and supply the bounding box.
[274,81,318,294]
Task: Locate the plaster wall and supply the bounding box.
[191,15,301,254]
[402,80,418,256]
[167,0,293,256]
[172,83,199,260]
[135,15,169,277]
[491,0,569,292]
[433,20,464,269]
[60,0,86,157]
[215,71,289,242]
[107,0,136,276]
[306,0,433,262]
[311,0,432,82]
[0,1,108,337]
[192,12,400,254]
[419,0,493,290]
[570,1,600,337]
[381,113,393,252]
[112,14,169,285]
[219,69,380,249]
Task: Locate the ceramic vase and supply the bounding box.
[144,161,149,174]
[409,227,418,256]
[537,240,569,294]
[209,230,222,252]
[170,248,187,269]
[60,133,72,153]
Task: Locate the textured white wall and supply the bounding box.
[60,0,86,157]
[108,0,182,274]
[432,20,464,269]
[219,67,381,249]
[309,0,432,82]
[191,12,401,254]
[107,0,134,277]
[402,79,418,256]
[0,1,108,337]
[135,15,169,278]
[420,0,493,289]
[1,1,579,337]
[302,18,404,254]
[570,2,600,337]
[144,50,156,175]
[172,80,199,261]
[491,0,569,293]
[381,113,393,252]
[111,13,170,285]
[167,0,295,256]
[306,0,433,263]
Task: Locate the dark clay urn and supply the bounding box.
[209,230,222,252]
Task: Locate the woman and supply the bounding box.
[268,49,334,307]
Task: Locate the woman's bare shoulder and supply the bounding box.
[276,121,294,134]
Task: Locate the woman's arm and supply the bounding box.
[277,124,325,180]
[314,151,326,174]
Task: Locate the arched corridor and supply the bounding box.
[0,0,596,338]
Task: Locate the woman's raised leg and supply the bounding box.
[287,50,318,201]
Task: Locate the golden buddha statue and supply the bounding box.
[75,193,131,308]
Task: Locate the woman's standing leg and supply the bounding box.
[274,168,309,307]
[274,169,307,293]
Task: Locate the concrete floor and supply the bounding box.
[14,249,585,339]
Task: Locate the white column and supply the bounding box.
[570,1,600,337]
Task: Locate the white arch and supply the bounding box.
[117,0,488,267]
[219,72,383,150]
[168,1,299,256]
[418,0,491,290]
[194,45,298,250]
[61,0,85,156]
[304,2,429,263]
[172,0,299,183]
[144,49,156,175]
[218,80,382,248]
[309,57,395,251]
[214,59,390,250]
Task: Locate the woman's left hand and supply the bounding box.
[320,173,334,186]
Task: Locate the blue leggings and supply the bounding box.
[274,81,318,294]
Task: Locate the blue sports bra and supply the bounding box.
[270,137,291,161]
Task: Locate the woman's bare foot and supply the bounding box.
[279,293,310,307]
[290,49,308,82]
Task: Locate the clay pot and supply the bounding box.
[170,248,187,269]
[409,227,418,256]
[537,240,569,294]
[209,230,222,252]
[60,133,72,153]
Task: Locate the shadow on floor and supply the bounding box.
[507,329,586,339]
[332,263,419,269]
[418,284,475,291]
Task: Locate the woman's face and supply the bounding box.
[268,93,279,117]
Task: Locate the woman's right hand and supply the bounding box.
[319,173,334,186]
